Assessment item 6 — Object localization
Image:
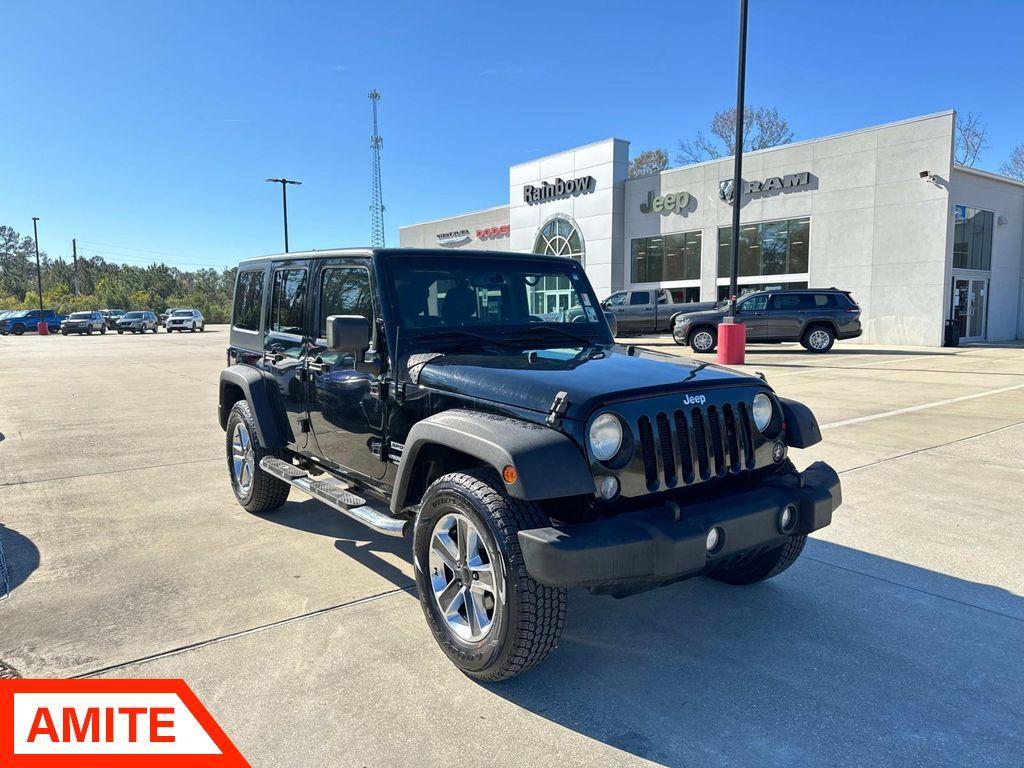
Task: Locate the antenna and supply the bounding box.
[368,89,385,247]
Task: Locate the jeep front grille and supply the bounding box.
[636,401,757,492]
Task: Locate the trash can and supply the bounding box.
[943,319,960,348]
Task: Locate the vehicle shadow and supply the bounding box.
[254,499,413,590]
[0,523,40,599]
[488,538,1024,767]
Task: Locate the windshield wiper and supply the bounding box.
[416,328,518,350]
[518,324,595,346]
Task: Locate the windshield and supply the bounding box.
[171,309,192,317]
[386,256,602,332]
[123,312,144,319]
[69,312,93,319]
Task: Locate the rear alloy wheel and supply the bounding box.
[414,469,566,682]
[689,327,717,353]
[802,325,835,354]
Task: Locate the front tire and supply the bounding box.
[100,325,106,335]
[225,401,290,513]
[117,329,123,334]
[708,535,807,585]
[413,469,566,682]
[689,326,717,353]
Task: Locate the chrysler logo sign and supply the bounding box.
[436,229,471,246]
[523,175,595,204]
[720,172,811,204]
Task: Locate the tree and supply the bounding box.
[0,225,43,301]
[1001,144,1024,181]
[628,148,669,178]
[677,106,794,164]
[955,112,988,167]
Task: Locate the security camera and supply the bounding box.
[919,170,930,179]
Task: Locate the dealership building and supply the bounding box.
[399,111,1024,346]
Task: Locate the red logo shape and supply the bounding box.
[0,679,250,767]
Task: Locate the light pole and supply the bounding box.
[31,217,48,335]
[718,0,749,365]
[266,178,302,253]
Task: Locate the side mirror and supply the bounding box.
[603,310,617,336]
[326,315,371,354]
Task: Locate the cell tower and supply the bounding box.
[368,89,385,247]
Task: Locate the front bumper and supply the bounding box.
[518,461,840,595]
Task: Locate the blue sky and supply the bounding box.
[3,0,1022,270]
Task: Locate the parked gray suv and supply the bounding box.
[673,288,862,353]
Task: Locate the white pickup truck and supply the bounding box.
[601,288,715,335]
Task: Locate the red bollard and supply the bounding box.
[37,322,50,336]
[717,320,745,365]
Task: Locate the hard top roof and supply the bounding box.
[236,247,576,267]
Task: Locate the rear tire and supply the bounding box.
[708,535,807,585]
[689,326,717,353]
[802,324,835,353]
[413,468,566,682]
[12,324,25,336]
[225,401,290,514]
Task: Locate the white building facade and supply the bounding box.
[399,111,1024,346]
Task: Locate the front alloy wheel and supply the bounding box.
[414,469,566,682]
[429,512,498,642]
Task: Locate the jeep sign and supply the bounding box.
[523,175,595,204]
[640,189,692,214]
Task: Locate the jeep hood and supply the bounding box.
[414,345,759,420]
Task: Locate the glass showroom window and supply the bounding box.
[532,217,585,315]
[953,206,993,271]
[630,230,702,283]
[718,217,809,279]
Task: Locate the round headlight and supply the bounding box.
[589,414,623,462]
[752,393,774,432]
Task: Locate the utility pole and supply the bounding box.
[265,178,302,253]
[31,217,48,335]
[72,238,80,296]
[718,0,749,365]
[368,89,385,247]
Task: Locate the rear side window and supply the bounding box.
[318,267,373,338]
[770,294,803,310]
[233,270,264,331]
[269,268,307,335]
[629,291,651,306]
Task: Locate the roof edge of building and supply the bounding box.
[509,137,630,169]
[398,202,510,230]
[651,110,957,178]
[953,164,1024,189]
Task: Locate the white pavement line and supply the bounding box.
[821,382,1024,429]
[768,354,952,378]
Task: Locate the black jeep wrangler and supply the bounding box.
[219,248,840,681]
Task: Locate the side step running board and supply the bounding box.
[259,457,408,537]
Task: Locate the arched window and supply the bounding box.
[533,216,584,264]
[529,216,585,316]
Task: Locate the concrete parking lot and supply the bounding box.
[2,327,1022,767]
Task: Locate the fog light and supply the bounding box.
[779,504,798,533]
[598,475,619,500]
[705,526,723,553]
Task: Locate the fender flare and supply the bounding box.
[391,409,595,513]
[778,396,821,449]
[218,365,292,449]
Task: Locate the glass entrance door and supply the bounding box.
[951,277,988,342]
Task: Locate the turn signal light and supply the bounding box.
[502,465,518,484]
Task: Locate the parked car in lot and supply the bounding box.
[116,311,159,333]
[0,309,65,335]
[673,288,862,354]
[601,288,715,335]
[219,248,841,681]
[61,310,107,335]
[165,308,205,333]
[159,307,187,326]
[98,309,126,329]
